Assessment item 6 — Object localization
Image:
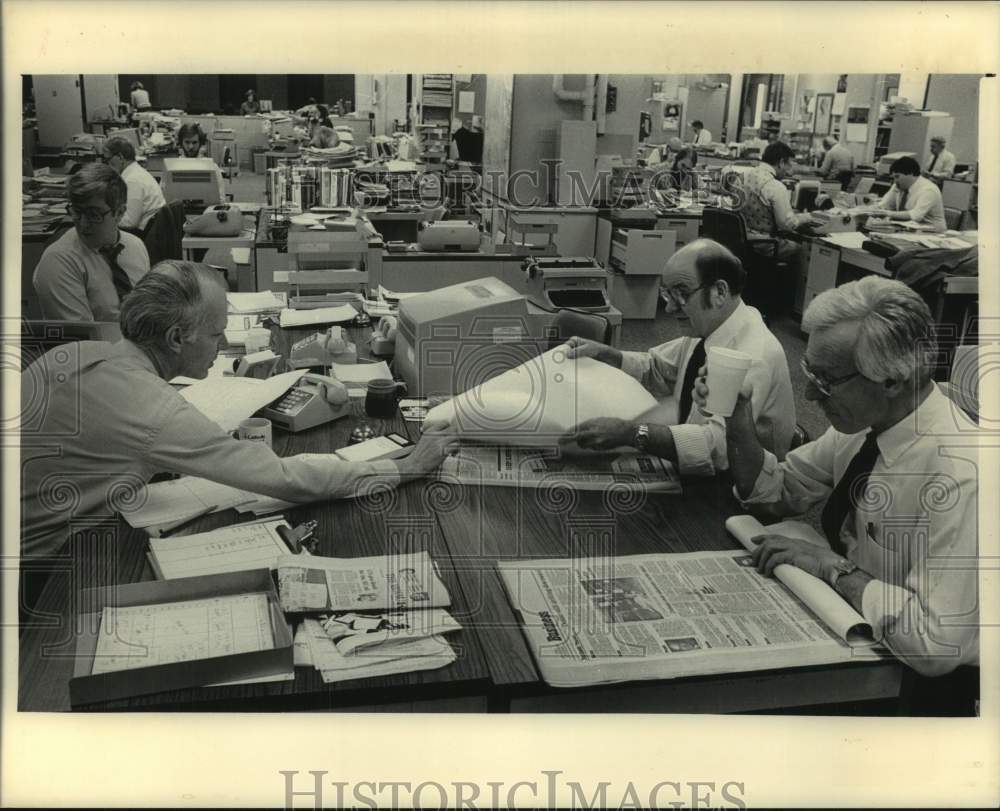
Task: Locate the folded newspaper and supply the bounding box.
[440,446,681,493]
[276,551,451,613]
[498,532,880,688]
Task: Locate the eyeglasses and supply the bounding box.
[800,357,861,398]
[70,205,115,224]
[666,283,711,307]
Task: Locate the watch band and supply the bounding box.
[827,557,859,590]
[633,423,650,453]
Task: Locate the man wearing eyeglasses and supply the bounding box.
[560,239,794,477]
[701,277,978,705]
[32,163,150,322]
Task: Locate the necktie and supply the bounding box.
[898,188,908,212]
[677,337,706,424]
[820,431,881,552]
[928,154,938,172]
[100,242,133,302]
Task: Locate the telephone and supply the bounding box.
[183,204,243,237]
[370,315,398,357]
[288,326,358,370]
[235,350,281,380]
[257,374,351,432]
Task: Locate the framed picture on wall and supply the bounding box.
[813,93,833,135]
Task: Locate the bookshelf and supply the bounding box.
[418,74,453,167]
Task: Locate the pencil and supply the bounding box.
[159,504,219,537]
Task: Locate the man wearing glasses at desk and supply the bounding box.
[32,163,150,322]
[701,277,979,712]
[561,239,794,477]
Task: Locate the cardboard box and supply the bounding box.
[69,569,292,707]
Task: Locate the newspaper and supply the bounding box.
[440,445,681,494]
[276,551,451,613]
[498,550,881,688]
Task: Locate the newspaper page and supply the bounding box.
[439,446,681,494]
[276,551,451,613]
[498,551,882,688]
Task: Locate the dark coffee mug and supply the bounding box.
[365,378,403,418]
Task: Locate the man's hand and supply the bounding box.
[750,534,843,582]
[692,364,753,419]
[397,421,458,477]
[562,336,623,368]
[560,418,635,451]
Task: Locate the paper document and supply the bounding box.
[91,593,274,675]
[441,446,681,494]
[330,361,393,389]
[276,551,450,613]
[171,353,238,386]
[426,345,658,446]
[121,476,253,528]
[227,291,286,313]
[499,549,880,688]
[180,369,305,432]
[279,305,359,328]
[148,518,295,580]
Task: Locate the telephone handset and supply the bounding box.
[258,374,351,432]
[370,315,397,357]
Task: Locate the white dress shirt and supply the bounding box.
[739,385,979,676]
[878,175,946,231]
[619,300,794,476]
[693,128,713,146]
[20,340,401,559]
[926,148,956,178]
[120,160,167,231]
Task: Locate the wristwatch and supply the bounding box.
[633,423,650,453]
[827,557,859,590]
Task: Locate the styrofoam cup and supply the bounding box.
[705,347,752,417]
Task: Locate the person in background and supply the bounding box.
[20,261,457,595]
[924,135,957,182]
[690,120,712,146]
[130,81,151,111]
[33,163,150,322]
[667,147,699,193]
[699,277,978,712]
[875,155,946,231]
[101,136,166,233]
[450,116,484,163]
[177,122,210,158]
[295,97,319,118]
[819,135,855,190]
[306,104,340,148]
[560,239,794,477]
[240,89,260,116]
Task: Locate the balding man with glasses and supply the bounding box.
[32,163,150,322]
[560,239,794,477]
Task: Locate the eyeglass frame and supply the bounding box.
[69,204,117,224]
[665,282,712,308]
[800,356,863,398]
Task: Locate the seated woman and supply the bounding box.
[177,123,210,158]
[306,104,341,149]
[240,90,260,116]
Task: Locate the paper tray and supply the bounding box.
[69,569,293,707]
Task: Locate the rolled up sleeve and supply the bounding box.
[619,338,687,400]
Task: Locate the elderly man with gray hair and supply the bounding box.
[818,135,855,190]
[20,261,455,582]
[697,276,979,711]
[925,135,957,182]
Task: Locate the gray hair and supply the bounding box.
[802,276,937,386]
[68,162,127,211]
[120,261,225,348]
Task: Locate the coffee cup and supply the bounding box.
[237,417,272,447]
[365,379,404,419]
[704,347,752,417]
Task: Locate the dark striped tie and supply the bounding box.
[820,431,880,553]
[678,338,706,424]
[100,242,133,302]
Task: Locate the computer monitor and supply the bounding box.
[395,277,549,398]
[791,180,820,211]
[160,157,223,209]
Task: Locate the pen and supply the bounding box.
[160,504,219,537]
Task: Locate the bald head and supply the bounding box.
[663,238,746,297]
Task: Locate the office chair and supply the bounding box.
[142,199,186,266]
[701,207,792,320]
[20,319,122,368]
[547,308,613,350]
[944,207,964,231]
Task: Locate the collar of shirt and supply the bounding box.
[106,339,163,379]
[703,299,752,351]
[873,384,949,467]
[756,163,778,180]
[121,161,140,180]
[70,227,119,257]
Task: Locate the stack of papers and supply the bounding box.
[330,360,393,395]
[147,518,296,580]
[180,370,305,432]
[279,305,359,328]
[227,291,286,314]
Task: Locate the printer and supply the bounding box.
[522,257,612,312]
[416,220,481,251]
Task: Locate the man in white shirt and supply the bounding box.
[701,276,979,707]
[818,135,855,189]
[690,120,712,146]
[560,239,794,477]
[924,135,957,181]
[876,155,947,231]
[102,136,166,232]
